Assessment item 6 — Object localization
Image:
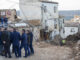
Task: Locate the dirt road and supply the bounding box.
[0,42,73,60]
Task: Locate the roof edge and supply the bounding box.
[40,1,58,4]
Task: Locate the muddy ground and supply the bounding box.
[0,41,75,60]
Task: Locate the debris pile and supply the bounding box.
[64,33,80,47]
[50,35,63,45]
[65,33,80,42]
[65,33,80,60]
[72,40,80,60]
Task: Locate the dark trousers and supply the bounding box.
[12,45,15,53]
[1,21,3,24]
[29,44,34,54]
[4,44,11,57]
[20,44,30,57]
[13,45,20,57]
[0,45,3,54]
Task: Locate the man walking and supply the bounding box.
[1,28,12,58]
[27,30,34,55]
[8,28,14,53]
[20,29,30,58]
[12,28,21,58]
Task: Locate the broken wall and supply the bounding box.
[0,9,17,22]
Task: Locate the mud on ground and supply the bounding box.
[0,41,74,60]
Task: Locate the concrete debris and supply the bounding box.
[71,40,80,60]
[50,35,63,45]
[65,33,80,42]
[49,33,80,60]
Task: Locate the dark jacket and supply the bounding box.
[12,31,21,46]
[10,32,13,43]
[4,18,8,23]
[21,33,27,45]
[27,32,33,45]
[1,17,4,22]
[0,31,2,45]
[1,31,10,45]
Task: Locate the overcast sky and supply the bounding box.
[0,0,80,10]
[53,0,80,10]
[0,0,19,10]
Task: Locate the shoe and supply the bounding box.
[16,56,21,58]
[23,56,27,58]
[31,53,34,55]
[8,56,12,58]
[5,55,7,58]
[27,54,30,56]
[18,56,21,58]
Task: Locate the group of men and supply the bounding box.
[0,16,8,26]
[0,28,34,58]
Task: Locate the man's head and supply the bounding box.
[26,30,30,34]
[4,28,7,31]
[22,29,25,33]
[3,16,6,18]
[1,28,4,31]
[13,28,16,31]
[8,28,13,32]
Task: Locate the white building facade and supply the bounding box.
[19,0,60,40]
[63,22,79,38]
[64,27,78,38]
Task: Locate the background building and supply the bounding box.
[19,0,60,40]
[64,22,79,38]
[0,9,17,22]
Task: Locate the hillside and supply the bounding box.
[59,10,80,20]
[17,10,80,20]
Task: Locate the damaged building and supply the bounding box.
[19,0,63,40]
[0,9,17,22]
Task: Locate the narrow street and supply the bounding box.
[0,42,73,60]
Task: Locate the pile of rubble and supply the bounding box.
[65,33,80,60]
[65,33,80,42]
[72,40,80,60]
[64,33,80,47]
[50,35,63,45]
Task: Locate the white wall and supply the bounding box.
[59,18,65,38]
[19,0,58,20]
[64,27,78,38]
[19,2,41,20]
[42,2,58,28]
[41,2,59,39]
[42,2,58,19]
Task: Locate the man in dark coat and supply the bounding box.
[1,17,4,26]
[4,17,8,26]
[12,28,21,58]
[0,28,2,45]
[1,28,12,58]
[0,28,3,55]
[8,28,14,53]
[20,29,30,57]
[27,30,34,55]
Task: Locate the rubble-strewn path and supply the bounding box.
[0,42,73,60]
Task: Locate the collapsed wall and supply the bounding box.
[0,9,17,22]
